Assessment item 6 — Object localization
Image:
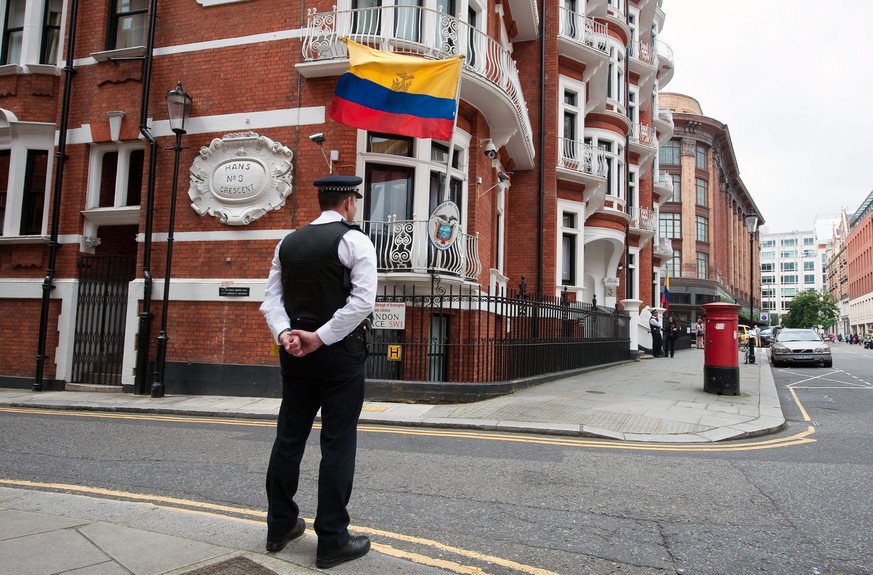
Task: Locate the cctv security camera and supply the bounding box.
[483,139,497,159]
[309,133,325,144]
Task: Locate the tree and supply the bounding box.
[783,291,840,329]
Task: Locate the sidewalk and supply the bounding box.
[0,348,784,574]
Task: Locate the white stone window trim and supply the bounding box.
[355,128,472,229]
[586,128,625,200]
[557,198,585,295]
[558,75,585,144]
[0,0,65,67]
[0,109,55,240]
[80,141,144,253]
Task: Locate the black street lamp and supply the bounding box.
[151,81,191,398]
[744,213,759,365]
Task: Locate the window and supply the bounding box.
[670,173,680,202]
[782,287,797,297]
[664,248,680,278]
[696,251,708,279]
[695,144,707,169]
[20,150,49,235]
[558,202,583,287]
[88,144,144,209]
[108,0,148,50]
[762,275,775,284]
[695,178,707,206]
[696,215,708,242]
[352,0,381,35]
[781,250,797,259]
[559,77,585,163]
[365,164,414,223]
[803,236,814,245]
[40,0,62,64]
[660,212,680,239]
[395,0,423,42]
[781,238,797,247]
[803,260,815,271]
[762,287,775,298]
[368,132,413,156]
[0,150,9,234]
[781,274,798,284]
[1,0,24,64]
[586,134,624,198]
[761,263,773,272]
[761,251,774,260]
[660,139,680,165]
[761,239,775,248]
[804,274,816,284]
[606,45,624,107]
[781,262,797,272]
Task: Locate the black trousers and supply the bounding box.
[266,342,366,554]
[664,335,676,357]
[652,330,663,356]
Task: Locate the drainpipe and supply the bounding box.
[133,0,160,395]
[33,0,80,392]
[534,0,546,339]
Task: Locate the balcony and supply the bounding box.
[652,170,674,206]
[298,6,535,169]
[365,218,482,282]
[628,206,657,243]
[653,237,673,259]
[628,122,657,170]
[505,0,539,41]
[557,9,609,85]
[653,108,674,143]
[556,138,608,209]
[628,40,657,95]
[656,39,675,86]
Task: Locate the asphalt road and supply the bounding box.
[1,345,871,574]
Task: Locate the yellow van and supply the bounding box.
[738,324,750,346]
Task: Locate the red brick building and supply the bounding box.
[0,0,680,396]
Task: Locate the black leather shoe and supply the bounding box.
[266,518,305,553]
[316,535,371,568]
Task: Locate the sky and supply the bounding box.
[659,0,873,236]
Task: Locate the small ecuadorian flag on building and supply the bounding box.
[328,39,463,140]
[661,273,670,313]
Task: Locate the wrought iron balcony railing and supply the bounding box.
[364,217,482,282]
[558,9,608,54]
[628,40,654,66]
[557,137,608,178]
[629,123,655,147]
[301,6,534,159]
[628,206,658,233]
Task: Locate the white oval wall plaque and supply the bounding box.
[189,132,293,226]
[211,158,268,202]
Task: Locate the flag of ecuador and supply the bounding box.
[328,39,463,140]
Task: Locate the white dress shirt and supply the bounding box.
[260,210,378,346]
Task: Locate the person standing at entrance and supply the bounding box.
[695,317,705,349]
[260,175,377,568]
[664,316,680,358]
[650,309,663,357]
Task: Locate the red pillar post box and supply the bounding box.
[702,302,741,395]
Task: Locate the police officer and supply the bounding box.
[649,309,663,357]
[260,175,377,568]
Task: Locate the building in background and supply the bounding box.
[655,93,763,330]
[0,0,681,396]
[757,228,827,326]
[825,210,851,335]
[846,191,873,337]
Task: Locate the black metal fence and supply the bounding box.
[367,281,631,383]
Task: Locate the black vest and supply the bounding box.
[279,220,361,329]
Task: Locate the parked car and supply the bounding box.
[759,327,773,346]
[770,328,832,368]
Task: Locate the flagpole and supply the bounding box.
[441,57,464,202]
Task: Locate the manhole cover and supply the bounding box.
[181,557,277,575]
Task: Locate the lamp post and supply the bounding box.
[744,213,759,365]
[151,81,191,398]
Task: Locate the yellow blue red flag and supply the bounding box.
[661,273,670,312]
[328,39,463,140]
